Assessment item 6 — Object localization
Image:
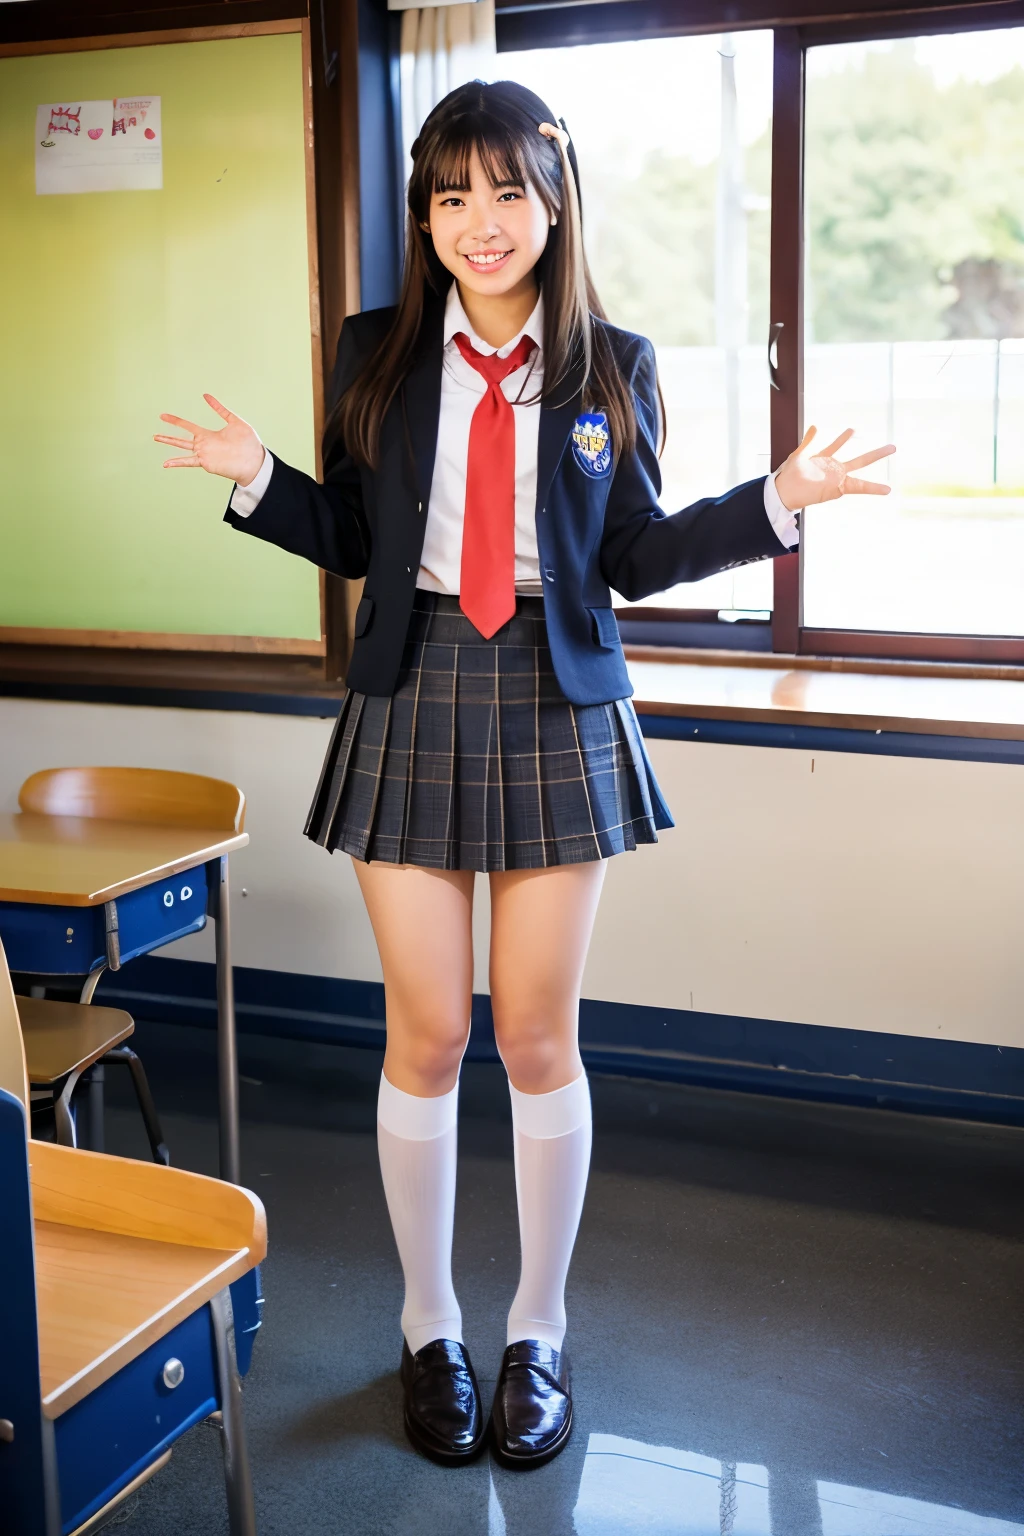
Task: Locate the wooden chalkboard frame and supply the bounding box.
[0,1,361,694]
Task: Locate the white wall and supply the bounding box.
[3,696,1022,1050]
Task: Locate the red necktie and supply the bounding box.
[453,331,537,639]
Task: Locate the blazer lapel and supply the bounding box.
[400,293,447,511]
[535,352,584,516]
[536,394,581,516]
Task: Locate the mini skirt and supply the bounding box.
[304,592,675,872]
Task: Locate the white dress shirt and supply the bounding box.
[229,287,801,576]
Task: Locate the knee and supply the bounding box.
[386,1008,470,1095]
[492,999,578,1095]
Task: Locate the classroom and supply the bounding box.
[1,0,1022,1532]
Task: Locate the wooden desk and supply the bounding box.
[0,814,249,1181]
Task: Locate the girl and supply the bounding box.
[155,79,894,1470]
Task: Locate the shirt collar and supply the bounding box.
[443,283,544,359]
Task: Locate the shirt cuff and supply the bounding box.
[229,450,273,518]
[763,469,800,549]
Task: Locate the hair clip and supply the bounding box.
[538,121,570,152]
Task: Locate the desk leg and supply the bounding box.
[208,855,241,1184]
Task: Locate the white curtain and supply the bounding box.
[397,0,497,175]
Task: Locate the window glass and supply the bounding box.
[501,33,775,614]
[803,30,1024,636]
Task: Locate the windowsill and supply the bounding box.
[2,638,1023,740]
[624,645,1024,741]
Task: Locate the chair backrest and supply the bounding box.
[0,940,29,1116]
[19,767,245,833]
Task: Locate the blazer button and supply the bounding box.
[543,568,555,582]
[406,566,412,573]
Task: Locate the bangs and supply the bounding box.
[429,115,534,195]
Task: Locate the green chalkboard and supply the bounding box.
[0,32,322,646]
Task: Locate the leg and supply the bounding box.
[354,859,474,1346]
[210,1286,257,1536]
[354,859,486,1461]
[87,1063,104,1153]
[208,856,241,1184]
[488,862,607,1468]
[103,1046,170,1165]
[490,861,606,1351]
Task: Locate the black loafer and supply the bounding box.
[400,1338,486,1465]
[491,1340,573,1469]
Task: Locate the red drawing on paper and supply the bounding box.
[112,115,137,136]
[48,106,81,136]
[145,128,155,140]
[88,128,104,140]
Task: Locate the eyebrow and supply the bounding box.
[435,178,524,194]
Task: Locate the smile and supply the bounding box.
[463,250,513,270]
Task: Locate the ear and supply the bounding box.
[550,215,558,227]
[419,220,431,233]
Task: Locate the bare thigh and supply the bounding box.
[488,860,608,1094]
[352,859,476,1097]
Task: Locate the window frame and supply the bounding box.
[498,0,1024,665]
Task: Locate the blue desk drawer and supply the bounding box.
[0,866,207,976]
[55,1303,219,1534]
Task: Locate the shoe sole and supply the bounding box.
[403,1407,487,1467]
[489,1402,573,1471]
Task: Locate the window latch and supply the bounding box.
[768,321,784,391]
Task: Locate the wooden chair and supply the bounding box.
[0,939,266,1536]
[16,767,246,1161]
[20,995,169,1165]
[19,766,246,833]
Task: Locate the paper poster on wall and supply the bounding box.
[35,98,162,194]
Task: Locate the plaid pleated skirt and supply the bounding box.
[304,592,674,872]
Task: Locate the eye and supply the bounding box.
[438,195,465,208]
[497,191,522,203]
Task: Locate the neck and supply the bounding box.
[456,274,538,349]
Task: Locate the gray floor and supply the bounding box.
[97,1021,1024,1536]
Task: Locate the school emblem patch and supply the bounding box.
[571,412,612,479]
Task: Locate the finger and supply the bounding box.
[842,443,896,471]
[841,476,891,496]
[819,427,855,457]
[203,393,234,423]
[162,456,201,468]
[159,413,204,434]
[153,434,197,450]
[794,425,816,453]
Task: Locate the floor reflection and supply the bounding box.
[573,1435,769,1535]
[571,1436,1024,1536]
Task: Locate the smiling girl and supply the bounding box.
[155,79,894,1470]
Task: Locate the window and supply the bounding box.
[802,28,1024,643]
[502,31,775,621]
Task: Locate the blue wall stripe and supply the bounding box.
[634,713,1024,765]
[92,956,1024,1126]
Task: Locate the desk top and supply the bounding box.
[0,814,248,906]
[626,651,1024,740]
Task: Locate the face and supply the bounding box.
[423,146,555,301]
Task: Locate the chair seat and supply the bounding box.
[19,995,133,1085]
[35,1219,248,1418]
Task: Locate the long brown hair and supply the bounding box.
[332,79,646,467]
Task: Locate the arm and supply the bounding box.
[599,339,790,603]
[222,317,371,579]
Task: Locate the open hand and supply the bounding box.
[775,426,896,512]
[154,394,265,486]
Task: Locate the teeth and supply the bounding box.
[465,251,510,266]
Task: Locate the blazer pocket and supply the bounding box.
[588,606,620,650]
[353,594,375,637]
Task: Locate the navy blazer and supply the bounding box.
[225,290,789,705]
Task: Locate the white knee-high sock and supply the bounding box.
[377,1072,463,1356]
[506,1071,592,1352]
